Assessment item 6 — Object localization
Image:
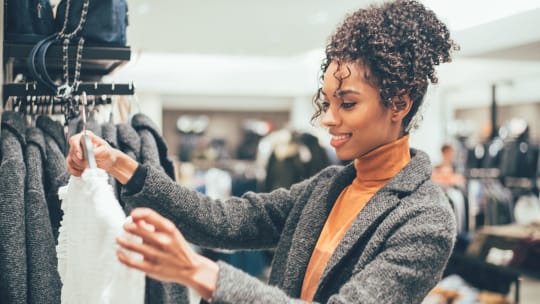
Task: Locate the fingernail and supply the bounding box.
[124,222,136,231]
[76,152,82,159]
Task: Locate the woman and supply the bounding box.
[67,0,458,302]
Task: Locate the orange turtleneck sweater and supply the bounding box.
[300,135,411,301]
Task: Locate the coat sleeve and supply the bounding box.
[121,164,315,250]
[205,197,455,304]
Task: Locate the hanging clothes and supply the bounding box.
[0,112,28,304]
[24,127,62,304]
[445,187,468,235]
[258,129,331,192]
[116,123,142,210]
[131,113,175,180]
[101,121,120,202]
[36,115,70,240]
[117,123,141,162]
[128,113,188,304]
[57,168,145,304]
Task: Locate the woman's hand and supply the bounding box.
[66,131,118,176]
[66,131,138,184]
[116,208,218,301]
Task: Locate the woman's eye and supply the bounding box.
[341,102,356,109]
[321,101,330,112]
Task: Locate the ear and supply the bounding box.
[390,94,412,123]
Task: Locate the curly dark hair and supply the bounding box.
[312,0,459,132]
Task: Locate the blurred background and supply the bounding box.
[3,1,540,303]
[106,0,540,167]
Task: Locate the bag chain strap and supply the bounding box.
[57,0,89,98]
[59,0,90,39]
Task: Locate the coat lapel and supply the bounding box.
[280,163,356,297]
[316,149,432,297]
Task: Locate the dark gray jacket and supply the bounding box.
[101,122,119,198]
[122,149,456,304]
[37,116,70,240]
[131,113,175,180]
[24,127,62,304]
[117,123,141,162]
[0,112,28,304]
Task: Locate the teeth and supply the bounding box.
[332,134,350,140]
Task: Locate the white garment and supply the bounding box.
[57,169,145,304]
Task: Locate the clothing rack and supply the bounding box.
[2,36,134,132]
[3,82,135,100]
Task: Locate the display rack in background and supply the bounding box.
[441,82,540,303]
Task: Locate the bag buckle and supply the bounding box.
[57,83,73,98]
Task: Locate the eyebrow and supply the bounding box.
[320,89,361,99]
[321,90,362,97]
[335,89,361,97]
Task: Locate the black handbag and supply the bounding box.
[55,0,128,46]
[27,0,127,97]
[4,0,56,43]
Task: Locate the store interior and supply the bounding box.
[2,0,540,303]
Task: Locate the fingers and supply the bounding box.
[66,133,87,176]
[130,208,178,234]
[89,131,108,146]
[123,221,171,251]
[66,155,87,176]
[116,248,154,273]
[116,235,165,264]
[67,131,113,175]
[68,133,84,161]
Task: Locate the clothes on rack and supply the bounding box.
[127,114,187,304]
[25,127,62,304]
[500,139,539,179]
[36,115,70,240]
[444,187,468,235]
[258,128,331,191]
[132,113,176,181]
[57,168,145,304]
[101,121,120,192]
[116,123,143,209]
[468,179,514,229]
[0,108,188,304]
[117,123,142,161]
[0,112,29,304]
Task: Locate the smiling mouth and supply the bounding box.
[332,134,351,140]
[330,133,352,148]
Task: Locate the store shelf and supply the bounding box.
[3,41,131,81]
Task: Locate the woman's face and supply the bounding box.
[320,60,402,160]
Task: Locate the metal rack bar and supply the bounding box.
[3,82,135,98]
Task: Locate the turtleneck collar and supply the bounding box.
[354,135,411,183]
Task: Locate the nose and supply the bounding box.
[321,106,339,128]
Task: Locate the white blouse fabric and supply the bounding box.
[57,168,145,304]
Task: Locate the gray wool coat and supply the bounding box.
[36,116,70,240]
[117,123,141,162]
[0,112,28,304]
[122,149,456,304]
[24,127,62,304]
[131,113,175,180]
